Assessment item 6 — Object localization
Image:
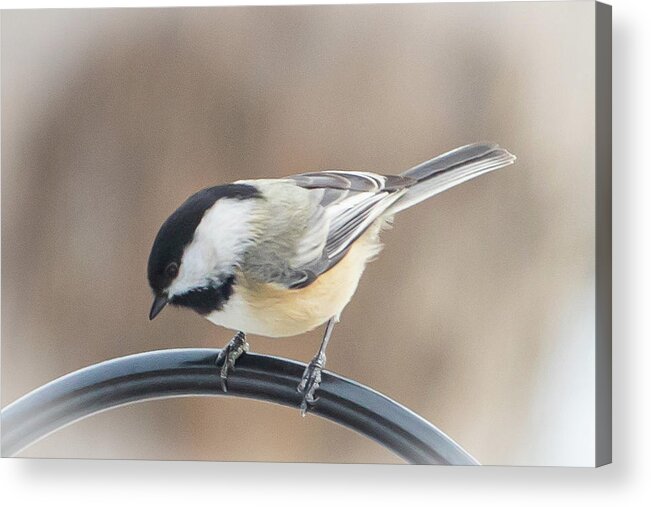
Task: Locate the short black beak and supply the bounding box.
[149,295,168,320]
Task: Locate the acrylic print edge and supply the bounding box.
[595,0,612,468]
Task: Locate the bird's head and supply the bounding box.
[147,184,261,320]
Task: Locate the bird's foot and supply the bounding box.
[215,331,248,392]
[297,352,326,416]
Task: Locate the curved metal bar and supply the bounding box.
[1,348,479,465]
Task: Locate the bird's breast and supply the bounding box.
[204,226,383,337]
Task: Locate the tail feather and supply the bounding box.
[388,142,516,214]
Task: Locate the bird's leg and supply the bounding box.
[297,318,336,416]
[215,331,249,392]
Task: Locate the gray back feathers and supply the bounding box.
[243,143,515,288]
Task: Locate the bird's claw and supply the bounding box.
[215,331,248,392]
[297,353,326,416]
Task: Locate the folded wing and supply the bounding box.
[283,171,414,288]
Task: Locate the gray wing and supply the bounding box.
[282,170,416,288]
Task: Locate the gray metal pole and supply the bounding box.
[1,348,479,465]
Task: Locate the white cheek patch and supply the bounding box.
[168,198,257,296]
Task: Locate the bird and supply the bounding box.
[147,142,516,414]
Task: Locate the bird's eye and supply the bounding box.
[165,262,179,279]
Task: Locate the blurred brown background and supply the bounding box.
[1,2,596,465]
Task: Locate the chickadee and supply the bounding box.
[147,142,515,413]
